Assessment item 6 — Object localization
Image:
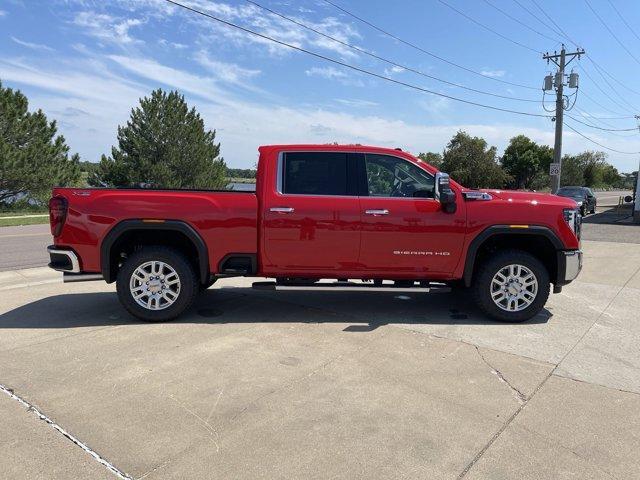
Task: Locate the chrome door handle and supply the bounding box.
[270,207,295,213]
[365,209,389,216]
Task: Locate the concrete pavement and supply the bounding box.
[1,238,639,479]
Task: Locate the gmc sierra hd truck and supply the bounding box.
[47,144,582,322]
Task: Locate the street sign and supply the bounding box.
[549,163,560,176]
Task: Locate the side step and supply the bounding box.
[252,280,451,293]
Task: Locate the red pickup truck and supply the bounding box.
[47,144,582,322]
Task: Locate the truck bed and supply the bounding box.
[51,187,258,274]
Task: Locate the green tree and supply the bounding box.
[417,151,443,170]
[0,80,80,203]
[441,131,510,188]
[92,89,226,189]
[559,154,584,186]
[501,135,553,190]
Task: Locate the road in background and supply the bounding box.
[0,224,50,272]
[594,190,632,207]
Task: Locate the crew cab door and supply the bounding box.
[261,151,361,276]
[357,153,466,277]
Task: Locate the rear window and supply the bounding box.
[282,152,348,196]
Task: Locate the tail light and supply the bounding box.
[49,196,68,237]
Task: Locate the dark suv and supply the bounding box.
[556,186,596,216]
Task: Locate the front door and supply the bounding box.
[358,153,466,277]
[261,151,362,276]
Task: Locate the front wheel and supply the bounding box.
[472,250,550,322]
[116,246,198,322]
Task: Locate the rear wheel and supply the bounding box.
[116,246,198,322]
[472,249,550,322]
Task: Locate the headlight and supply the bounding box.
[563,208,581,238]
[576,200,583,207]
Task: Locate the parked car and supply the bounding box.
[47,144,582,323]
[556,186,596,216]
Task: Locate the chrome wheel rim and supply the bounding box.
[129,261,181,311]
[490,264,538,312]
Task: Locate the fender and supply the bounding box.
[100,219,209,284]
[463,225,564,287]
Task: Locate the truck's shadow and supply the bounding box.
[0,286,551,329]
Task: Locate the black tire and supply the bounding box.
[200,278,217,290]
[590,205,596,214]
[116,246,198,322]
[472,249,550,322]
[580,205,587,216]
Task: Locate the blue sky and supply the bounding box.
[1,0,639,171]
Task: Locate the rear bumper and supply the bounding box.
[47,245,80,273]
[556,249,582,288]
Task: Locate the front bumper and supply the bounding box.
[556,249,582,288]
[47,245,80,273]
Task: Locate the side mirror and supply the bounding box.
[624,195,633,203]
[435,172,457,213]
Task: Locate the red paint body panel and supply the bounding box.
[51,144,579,281]
[52,188,257,274]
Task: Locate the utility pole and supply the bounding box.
[543,45,585,193]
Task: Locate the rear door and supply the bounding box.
[357,153,466,277]
[261,151,362,275]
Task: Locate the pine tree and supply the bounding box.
[92,89,226,189]
[0,80,80,203]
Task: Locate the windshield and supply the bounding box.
[557,187,584,196]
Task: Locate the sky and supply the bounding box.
[1,0,640,172]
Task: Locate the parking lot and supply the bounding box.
[1,216,639,479]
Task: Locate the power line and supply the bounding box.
[321,0,539,90]
[565,113,639,132]
[577,64,637,114]
[164,0,550,118]
[530,0,580,48]
[511,0,567,42]
[583,57,640,111]
[585,0,640,67]
[587,55,640,98]
[435,0,542,54]
[564,121,640,154]
[607,0,640,44]
[482,0,562,44]
[579,89,637,118]
[243,0,539,103]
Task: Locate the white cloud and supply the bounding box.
[11,36,54,52]
[0,10,7,17]
[72,11,145,45]
[384,65,405,76]
[3,53,639,172]
[305,66,363,86]
[194,50,260,84]
[107,55,235,106]
[335,98,379,108]
[480,69,506,78]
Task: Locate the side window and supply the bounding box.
[282,152,348,195]
[364,154,435,198]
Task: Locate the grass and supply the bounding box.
[0,215,49,227]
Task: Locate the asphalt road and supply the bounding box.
[0,190,634,272]
[0,224,51,272]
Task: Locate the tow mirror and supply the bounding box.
[435,172,456,213]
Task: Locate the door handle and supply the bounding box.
[270,207,295,213]
[365,209,389,216]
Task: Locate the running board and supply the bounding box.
[252,281,451,293]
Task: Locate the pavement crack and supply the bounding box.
[0,382,132,479]
[475,346,527,404]
[457,367,556,479]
